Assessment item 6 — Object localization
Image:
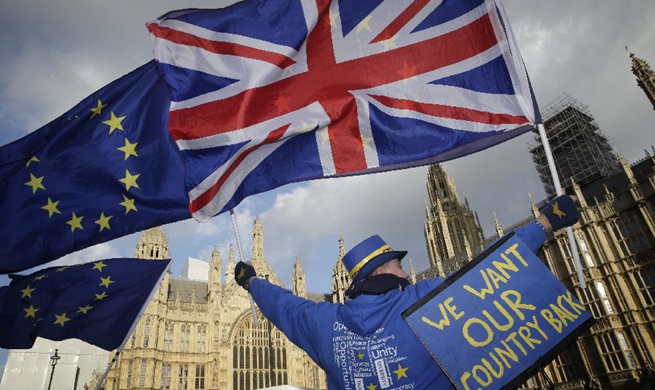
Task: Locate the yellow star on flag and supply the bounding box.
[357,352,364,360]
[329,9,340,28]
[118,138,139,160]
[93,261,107,272]
[24,173,45,194]
[367,383,377,390]
[393,363,409,379]
[34,274,47,281]
[66,212,84,232]
[382,35,398,51]
[90,99,107,118]
[103,111,126,134]
[553,202,566,219]
[20,285,35,299]
[41,198,61,218]
[356,15,372,33]
[99,276,115,288]
[119,169,140,191]
[95,212,113,231]
[53,313,70,327]
[26,156,40,167]
[24,305,39,318]
[119,194,138,214]
[56,266,68,272]
[77,305,93,314]
[95,291,108,301]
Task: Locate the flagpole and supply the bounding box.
[94,259,171,390]
[537,123,587,289]
[229,209,259,327]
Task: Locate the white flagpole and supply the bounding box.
[94,259,171,390]
[230,209,260,327]
[537,123,587,289]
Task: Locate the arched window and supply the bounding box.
[197,325,207,352]
[231,316,288,390]
[143,319,150,348]
[180,324,190,352]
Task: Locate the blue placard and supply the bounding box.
[402,233,594,390]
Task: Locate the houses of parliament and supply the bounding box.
[4,52,653,390]
[101,51,655,390]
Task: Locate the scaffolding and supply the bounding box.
[528,93,620,197]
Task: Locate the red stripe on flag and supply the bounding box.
[370,95,529,125]
[148,24,296,69]
[189,125,290,215]
[371,0,431,43]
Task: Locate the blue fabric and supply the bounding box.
[0,62,190,273]
[0,258,170,351]
[250,222,546,389]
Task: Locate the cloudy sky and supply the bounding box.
[0,0,653,377]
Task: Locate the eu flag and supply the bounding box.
[0,258,170,351]
[0,62,190,273]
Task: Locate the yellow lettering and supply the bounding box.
[550,302,577,326]
[487,269,508,290]
[504,332,528,356]
[482,300,514,331]
[526,315,548,341]
[472,364,493,387]
[460,371,478,390]
[559,291,586,316]
[500,290,536,321]
[504,243,528,266]
[482,355,505,379]
[463,270,495,299]
[517,325,541,350]
[495,340,519,368]
[541,308,563,333]
[445,297,465,321]
[463,317,494,347]
[493,253,519,279]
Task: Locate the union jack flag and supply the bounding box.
[148,0,538,221]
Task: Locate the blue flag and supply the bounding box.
[0,258,170,351]
[0,62,190,273]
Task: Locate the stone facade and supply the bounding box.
[421,156,655,389]
[423,164,485,277]
[103,218,330,390]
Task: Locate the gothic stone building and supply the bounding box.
[104,217,329,390]
[421,158,655,389]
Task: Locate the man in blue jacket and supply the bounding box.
[235,195,579,389]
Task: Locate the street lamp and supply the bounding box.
[47,349,60,390]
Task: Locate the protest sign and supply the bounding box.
[403,233,594,390]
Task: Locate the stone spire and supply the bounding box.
[135,226,170,260]
[409,258,417,285]
[331,233,351,303]
[628,48,655,110]
[225,244,236,284]
[494,212,504,237]
[423,164,484,270]
[251,216,264,263]
[528,193,540,218]
[570,178,588,209]
[292,257,306,298]
[209,245,222,288]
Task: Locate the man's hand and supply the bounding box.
[538,195,579,232]
[234,261,257,291]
